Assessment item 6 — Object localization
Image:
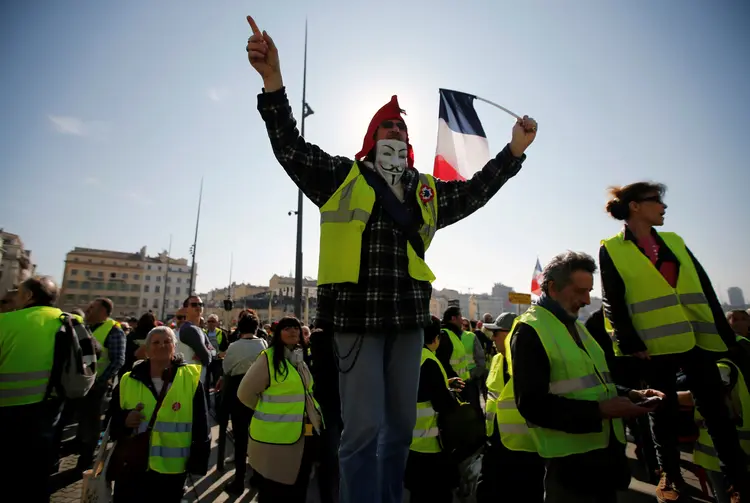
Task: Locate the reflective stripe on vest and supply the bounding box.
[119,364,200,474]
[515,305,625,458]
[92,319,118,376]
[442,329,470,381]
[249,347,320,445]
[317,162,439,285]
[693,358,750,472]
[0,306,61,406]
[410,348,449,454]
[602,231,726,356]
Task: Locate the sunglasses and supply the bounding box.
[189,302,203,308]
[637,196,664,204]
[176,315,186,321]
[381,120,407,131]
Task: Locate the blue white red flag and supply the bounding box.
[531,258,544,297]
[433,89,490,181]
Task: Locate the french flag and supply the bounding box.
[433,89,490,181]
[531,258,544,297]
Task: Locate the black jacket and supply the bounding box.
[109,359,211,475]
[600,227,736,355]
[510,295,631,492]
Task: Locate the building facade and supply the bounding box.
[728,287,746,308]
[269,274,317,299]
[0,230,35,297]
[59,246,194,319]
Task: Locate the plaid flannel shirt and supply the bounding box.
[258,88,526,333]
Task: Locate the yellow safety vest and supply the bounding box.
[693,358,750,472]
[411,347,449,454]
[441,328,470,381]
[602,231,726,357]
[0,306,62,406]
[119,364,201,474]
[516,305,626,458]
[485,350,537,452]
[317,162,439,285]
[92,319,119,375]
[461,331,477,371]
[249,347,321,445]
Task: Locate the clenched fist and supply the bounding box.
[246,16,283,92]
[509,115,538,157]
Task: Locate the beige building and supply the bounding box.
[269,274,317,299]
[0,230,35,297]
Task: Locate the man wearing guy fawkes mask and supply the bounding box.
[245,15,537,503]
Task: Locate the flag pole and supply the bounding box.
[474,96,521,120]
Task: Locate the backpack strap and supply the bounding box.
[44,314,74,401]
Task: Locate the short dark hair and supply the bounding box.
[237,311,260,334]
[424,316,442,345]
[442,306,461,323]
[95,297,113,316]
[182,295,200,308]
[22,276,58,306]
[605,182,666,221]
[541,251,597,294]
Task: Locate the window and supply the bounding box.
[120,283,128,291]
[167,276,171,282]
[110,272,116,279]
[152,299,159,309]
[145,275,151,281]
[96,271,103,278]
[158,266,162,271]
[176,287,181,295]
[174,300,179,309]
[142,298,148,308]
[147,265,152,270]
[177,278,182,284]
[78,295,89,304]
[67,280,79,289]
[130,284,139,292]
[155,286,160,293]
[71,269,78,276]
[107,283,117,291]
[65,294,75,303]
[129,297,138,306]
[117,296,126,305]
[144,285,150,293]
[166,286,171,294]
[156,276,162,282]
[84,270,91,277]
[112,261,118,266]
[100,260,104,264]
[88,259,92,263]
[122,273,128,279]
[81,281,91,289]
[95,282,104,290]
[134,274,140,280]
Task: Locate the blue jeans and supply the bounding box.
[335,330,423,503]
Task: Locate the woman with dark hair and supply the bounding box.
[237,316,323,502]
[600,182,748,501]
[120,312,157,378]
[404,316,462,503]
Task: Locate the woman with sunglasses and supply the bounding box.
[599,181,747,501]
[237,316,323,502]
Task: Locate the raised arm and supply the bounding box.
[246,16,350,206]
[435,116,536,229]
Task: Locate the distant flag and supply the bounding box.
[433,89,491,181]
[433,88,521,181]
[531,258,543,297]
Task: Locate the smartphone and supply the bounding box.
[638,396,663,407]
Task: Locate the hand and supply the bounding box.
[215,377,223,392]
[598,396,651,419]
[632,351,651,360]
[448,377,465,390]
[125,403,146,428]
[509,115,537,157]
[218,352,226,359]
[245,16,283,91]
[628,389,665,404]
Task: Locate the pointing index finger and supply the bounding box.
[247,15,261,35]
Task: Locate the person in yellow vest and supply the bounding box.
[109,325,210,502]
[437,307,477,411]
[476,312,545,503]
[237,316,323,502]
[72,297,126,472]
[599,182,748,501]
[511,251,665,502]
[245,14,537,503]
[0,276,66,502]
[405,316,463,503]
[678,341,750,503]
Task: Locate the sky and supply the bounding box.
[1,1,749,302]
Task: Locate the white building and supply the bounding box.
[139,251,194,318]
[0,230,35,297]
[269,274,317,299]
